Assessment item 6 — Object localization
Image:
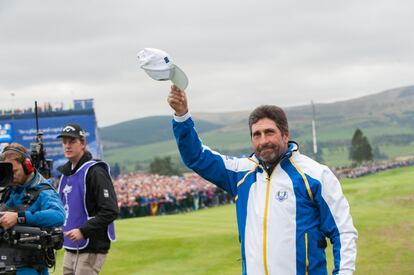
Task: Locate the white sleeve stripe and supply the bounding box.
[200,144,256,172]
[321,170,358,272]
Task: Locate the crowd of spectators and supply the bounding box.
[107,157,414,219]
[113,173,233,219]
[333,158,414,178]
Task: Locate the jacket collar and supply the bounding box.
[13,170,50,192]
[58,150,93,176]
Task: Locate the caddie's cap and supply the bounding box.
[57,123,85,139]
[137,48,189,91]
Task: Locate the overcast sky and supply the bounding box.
[0,0,413,127]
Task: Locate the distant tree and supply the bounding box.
[313,150,324,164]
[134,161,144,171]
[373,145,388,160]
[117,162,129,175]
[349,128,373,163]
[149,156,182,176]
[111,162,121,179]
[299,141,324,163]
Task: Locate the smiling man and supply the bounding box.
[167,85,358,275]
[56,123,119,275]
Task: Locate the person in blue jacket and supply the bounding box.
[0,143,65,275]
[167,85,358,275]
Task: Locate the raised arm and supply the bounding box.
[167,85,254,197]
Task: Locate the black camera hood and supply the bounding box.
[0,162,13,188]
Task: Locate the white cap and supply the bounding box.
[137,48,189,91]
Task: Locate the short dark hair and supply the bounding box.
[248,105,289,136]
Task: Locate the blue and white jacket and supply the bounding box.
[173,113,358,275]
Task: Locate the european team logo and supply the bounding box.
[276,190,288,202]
[0,123,13,143]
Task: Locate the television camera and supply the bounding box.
[30,101,53,179]
[0,225,63,272]
[0,162,12,190]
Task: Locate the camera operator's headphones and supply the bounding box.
[1,147,34,175]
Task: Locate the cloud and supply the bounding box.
[0,0,413,126]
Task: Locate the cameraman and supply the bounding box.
[0,143,65,275]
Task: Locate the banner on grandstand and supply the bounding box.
[0,122,13,143]
[0,109,102,176]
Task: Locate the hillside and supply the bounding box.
[100,116,222,149]
[100,85,414,170]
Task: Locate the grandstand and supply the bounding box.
[0,99,102,175]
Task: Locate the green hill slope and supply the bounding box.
[100,116,222,149]
[54,166,414,274]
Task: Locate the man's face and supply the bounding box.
[62,137,85,164]
[251,118,289,166]
[4,157,28,185]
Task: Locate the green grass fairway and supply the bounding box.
[52,166,414,274]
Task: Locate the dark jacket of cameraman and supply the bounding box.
[58,151,119,253]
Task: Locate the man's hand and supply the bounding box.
[64,228,85,242]
[167,85,188,116]
[0,211,17,230]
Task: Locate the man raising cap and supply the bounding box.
[57,123,119,275]
[167,85,358,275]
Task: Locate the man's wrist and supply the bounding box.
[174,109,188,117]
[173,111,191,122]
[17,211,26,224]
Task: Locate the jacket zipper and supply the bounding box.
[259,155,291,274]
[305,232,309,275]
[263,173,271,275]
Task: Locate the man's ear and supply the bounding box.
[283,132,290,144]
